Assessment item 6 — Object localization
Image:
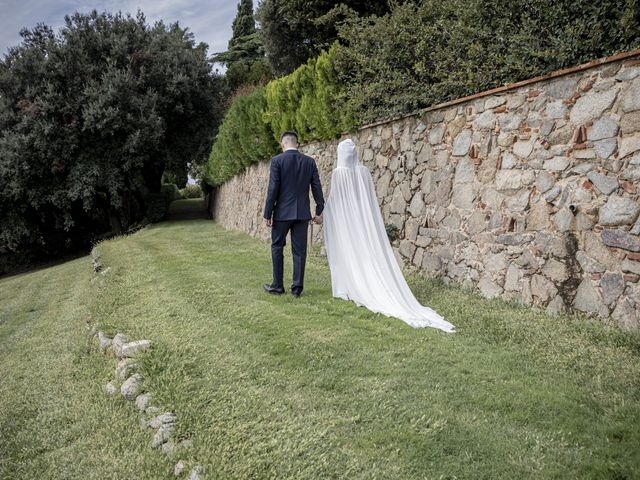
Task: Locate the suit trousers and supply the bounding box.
[271,219,309,294]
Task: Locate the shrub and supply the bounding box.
[144,187,174,223]
[385,224,400,243]
[264,46,351,143]
[204,86,278,186]
[180,184,203,198]
[162,183,182,201]
[204,47,350,186]
[335,0,640,123]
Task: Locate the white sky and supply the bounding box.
[0,0,240,66]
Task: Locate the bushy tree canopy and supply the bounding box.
[256,0,390,76]
[0,10,223,259]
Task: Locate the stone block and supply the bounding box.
[552,208,574,232]
[478,275,503,299]
[587,116,618,140]
[543,156,570,171]
[429,124,446,145]
[600,229,640,252]
[546,295,566,315]
[422,253,442,275]
[621,167,640,182]
[576,250,605,273]
[612,297,638,330]
[542,258,569,283]
[454,157,475,184]
[485,252,508,273]
[121,340,152,358]
[616,67,640,81]
[449,115,466,139]
[97,331,112,351]
[121,373,144,401]
[451,183,475,209]
[452,129,473,156]
[531,274,558,303]
[599,196,640,226]
[587,171,618,195]
[573,278,609,317]
[620,111,640,135]
[501,152,517,169]
[504,264,522,291]
[485,97,507,109]
[499,114,524,132]
[569,88,618,124]
[594,138,618,159]
[621,77,640,112]
[601,272,625,306]
[115,358,137,380]
[535,171,555,193]
[408,192,425,218]
[112,333,129,357]
[547,77,578,99]
[619,133,640,159]
[495,170,535,190]
[513,138,535,158]
[622,259,640,275]
[545,100,567,119]
[473,110,496,130]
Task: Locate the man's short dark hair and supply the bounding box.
[280,131,298,143]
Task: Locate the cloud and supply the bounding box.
[0,0,239,58]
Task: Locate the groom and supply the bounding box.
[263,131,324,297]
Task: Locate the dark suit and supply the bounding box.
[263,148,324,294]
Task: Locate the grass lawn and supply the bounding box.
[1,198,639,479]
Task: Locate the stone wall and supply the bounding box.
[209,51,640,329]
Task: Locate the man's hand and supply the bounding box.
[312,215,323,225]
[265,218,273,228]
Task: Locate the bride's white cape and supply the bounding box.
[323,139,455,332]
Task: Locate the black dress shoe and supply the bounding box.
[291,290,302,298]
[263,284,285,295]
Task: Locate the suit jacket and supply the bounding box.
[263,149,325,221]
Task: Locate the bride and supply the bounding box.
[322,139,455,332]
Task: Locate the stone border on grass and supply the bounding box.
[88,247,203,479]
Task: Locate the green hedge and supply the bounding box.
[204,47,348,186]
[204,86,279,186]
[179,184,203,199]
[205,0,640,186]
[334,0,640,123]
[264,45,351,143]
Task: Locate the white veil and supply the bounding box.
[323,139,455,332]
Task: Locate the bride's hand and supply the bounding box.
[313,215,323,225]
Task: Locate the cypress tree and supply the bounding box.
[214,0,270,91]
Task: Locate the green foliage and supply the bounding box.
[385,223,400,242]
[144,192,171,223]
[206,0,640,187]
[162,183,183,201]
[204,47,350,186]
[0,10,224,260]
[256,0,391,76]
[335,0,640,123]
[179,184,203,199]
[214,0,271,92]
[5,219,638,478]
[204,86,279,186]
[264,46,350,143]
